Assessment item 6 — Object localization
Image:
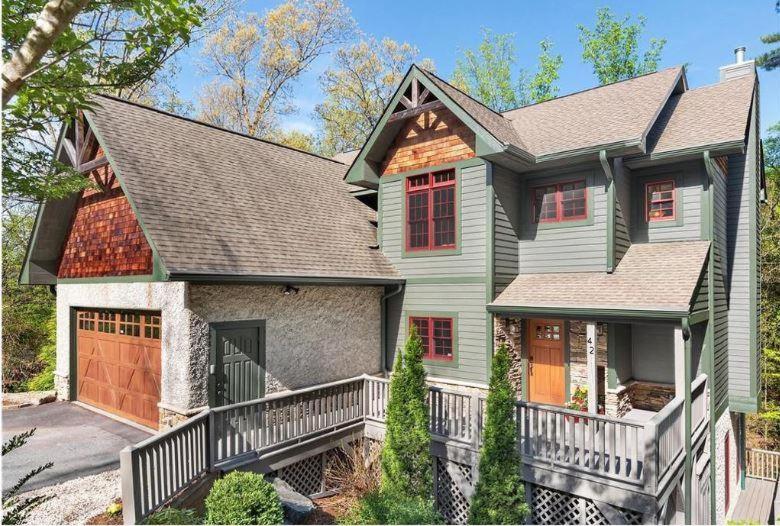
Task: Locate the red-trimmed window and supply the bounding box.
[646,180,675,222]
[532,180,587,223]
[410,316,454,361]
[406,170,456,251]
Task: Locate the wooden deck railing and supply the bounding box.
[121,373,708,524]
[746,448,780,481]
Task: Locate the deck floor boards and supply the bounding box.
[730,476,777,524]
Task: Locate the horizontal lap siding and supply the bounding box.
[714,253,729,415]
[631,161,704,243]
[615,161,632,265]
[518,166,607,273]
[493,165,521,296]
[727,95,759,404]
[396,283,487,383]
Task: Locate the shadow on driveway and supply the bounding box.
[2,401,152,492]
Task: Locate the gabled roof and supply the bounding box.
[647,73,756,156]
[501,67,684,159]
[27,95,401,284]
[489,241,710,317]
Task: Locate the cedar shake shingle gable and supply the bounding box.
[86,95,400,281]
[490,241,711,314]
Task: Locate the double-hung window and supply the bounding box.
[532,180,587,223]
[406,170,456,251]
[646,180,675,222]
[410,316,454,361]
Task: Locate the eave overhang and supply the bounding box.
[167,272,405,286]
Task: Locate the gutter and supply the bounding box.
[380,283,404,375]
[167,273,405,286]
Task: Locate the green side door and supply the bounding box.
[210,320,266,406]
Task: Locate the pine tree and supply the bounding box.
[380,325,433,498]
[469,343,529,524]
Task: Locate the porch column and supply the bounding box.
[674,325,685,398]
[586,322,597,414]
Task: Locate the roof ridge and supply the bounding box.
[418,67,508,120]
[91,93,344,165]
[500,65,684,115]
[675,71,756,95]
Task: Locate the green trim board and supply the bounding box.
[58,274,156,284]
[398,162,470,259]
[485,161,495,384]
[487,304,689,321]
[344,66,507,188]
[378,158,485,183]
[729,395,759,413]
[404,310,460,368]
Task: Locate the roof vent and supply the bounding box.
[719,46,755,81]
[735,46,746,64]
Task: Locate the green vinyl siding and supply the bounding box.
[380,160,489,384]
[517,164,607,273]
[492,164,521,296]
[631,161,704,243]
[613,159,632,266]
[727,93,760,410]
[713,251,730,417]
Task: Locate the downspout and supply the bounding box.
[703,150,718,520]
[682,317,693,525]
[599,150,616,273]
[380,283,404,376]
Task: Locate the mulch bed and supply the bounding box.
[85,512,122,525]
[301,493,358,525]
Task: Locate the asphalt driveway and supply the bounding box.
[2,401,151,492]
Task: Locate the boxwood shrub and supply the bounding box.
[204,471,283,525]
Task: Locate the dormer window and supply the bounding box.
[406,170,456,251]
[646,180,675,222]
[532,180,587,223]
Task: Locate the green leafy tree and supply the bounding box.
[2,429,54,525]
[380,325,433,499]
[2,0,208,203]
[315,38,434,156]
[2,210,56,392]
[452,29,562,111]
[469,343,529,524]
[578,7,666,85]
[757,2,780,71]
[750,123,780,448]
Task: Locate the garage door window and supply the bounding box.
[144,314,161,339]
[120,312,141,336]
[78,311,95,330]
[97,311,116,333]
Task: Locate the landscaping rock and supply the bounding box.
[271,478,315,523]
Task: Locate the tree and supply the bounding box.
[380,325,433,499]
[451,29,562,112]
[2,0,209,203]
[578,7,666,85]
[468,343,529,524]
[315,38,433,156]
[2,210,56,393]
[2,429,54,524]
[198,0,354,138]
[273,129,318,153]
[757,2,780,71]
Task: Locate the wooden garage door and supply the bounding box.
[76,309,161,429]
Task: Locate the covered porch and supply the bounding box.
[488,241,713,519]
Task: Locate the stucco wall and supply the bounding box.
[56,282,383,423]
[188,284,384,405]
[54,282,194,411]
[714,410,740,522]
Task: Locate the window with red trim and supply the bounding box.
[410,316,454,361]
[406,170,456,251]
[646,180,675,222]
[532,180,587,223]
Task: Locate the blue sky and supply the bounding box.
[174,0,779,136]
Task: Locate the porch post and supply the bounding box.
[586,322,597,414]
[674,325,685,399]
[682,319,693,524]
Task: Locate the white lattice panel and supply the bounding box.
[278,454,323,497]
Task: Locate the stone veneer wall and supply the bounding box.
[569,321,609,412]
[493,316,523,397]
[714,410,741,523]
[55,282,384,429]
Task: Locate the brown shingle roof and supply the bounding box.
[647,74,755,155]
[87,95,400,281]
[501,67,683,158]
[490,241,710,314]
[419,69,527,150]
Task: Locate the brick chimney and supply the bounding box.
[719,46,756,81]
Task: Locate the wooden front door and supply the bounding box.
[527,319,565,405]
[76,309,161,429]
[210,321,266,407]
